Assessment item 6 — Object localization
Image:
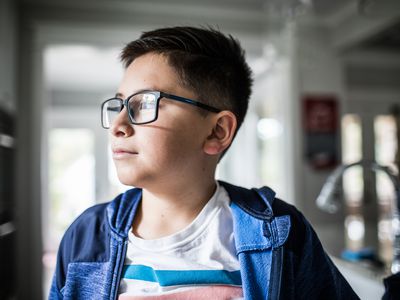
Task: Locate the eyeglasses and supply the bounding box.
[101,90,221,129]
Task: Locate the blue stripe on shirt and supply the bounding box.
[122,265,242,286]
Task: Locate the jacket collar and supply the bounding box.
[219,180,275,220]
[106,181,277,238]
[107,188,142,238]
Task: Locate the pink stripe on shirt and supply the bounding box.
[118,285,243,300]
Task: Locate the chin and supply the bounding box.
[116,171,148,188]
[118,176,139,187]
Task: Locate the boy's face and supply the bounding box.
[110,52,214,189]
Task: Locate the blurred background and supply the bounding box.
[1,0,400,299]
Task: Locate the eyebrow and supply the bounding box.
[115,92,125,98]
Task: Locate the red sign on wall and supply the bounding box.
[303,95,339,169]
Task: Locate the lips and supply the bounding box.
[112,147,138,159]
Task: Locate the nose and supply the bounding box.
[110,107,134,137]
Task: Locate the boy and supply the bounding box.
[49,26,358,299]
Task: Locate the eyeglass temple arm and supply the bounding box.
[161,92,221,113]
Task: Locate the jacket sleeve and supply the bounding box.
[49,273,63,299]
[273,199,360,300]
[382,272,400,299]
[48,226,70,300]
[48,202,110,300]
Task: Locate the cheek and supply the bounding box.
[145,129,200,165]
[146,133,185,161]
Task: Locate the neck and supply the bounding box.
[132,175,217,240]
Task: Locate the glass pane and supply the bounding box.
[374,115,398,265]
[374,115,397,204]
[341,114,363,206]
[342,114,362,164]
[341,114,364,252]
[47,129,95,245]
[44,129,95,295]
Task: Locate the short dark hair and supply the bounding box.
[120,26,253,137]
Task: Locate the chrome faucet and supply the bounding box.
[316,160,400,274]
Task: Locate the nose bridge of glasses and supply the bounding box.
[113,105,127,124]
[123,98,133,117]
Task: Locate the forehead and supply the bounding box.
[117,53,181,98]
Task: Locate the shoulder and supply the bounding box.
[220,180,307,226]
[273,198,308,230]
[53,201,114,293]
[220,182,358,298]
[58,187,141,261]
[70,202,109,227]
[221,180,312,251]
[271,198,310,253]
[63,201,112,240]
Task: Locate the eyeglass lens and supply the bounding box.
[102,93,158,128]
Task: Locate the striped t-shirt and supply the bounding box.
[118,183,243,299]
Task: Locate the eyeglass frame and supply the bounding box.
[101,90,221,129]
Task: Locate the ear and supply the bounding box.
[203,111,237,156]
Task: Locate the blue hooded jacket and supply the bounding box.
[49,181,359,299]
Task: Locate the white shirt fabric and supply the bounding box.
[118,183,243,299]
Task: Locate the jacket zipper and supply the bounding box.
[268,246,283,300]
[112,238,128,300]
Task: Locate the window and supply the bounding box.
[43,128,95,294]
[374,115,398,265]
[341,114,364,251]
